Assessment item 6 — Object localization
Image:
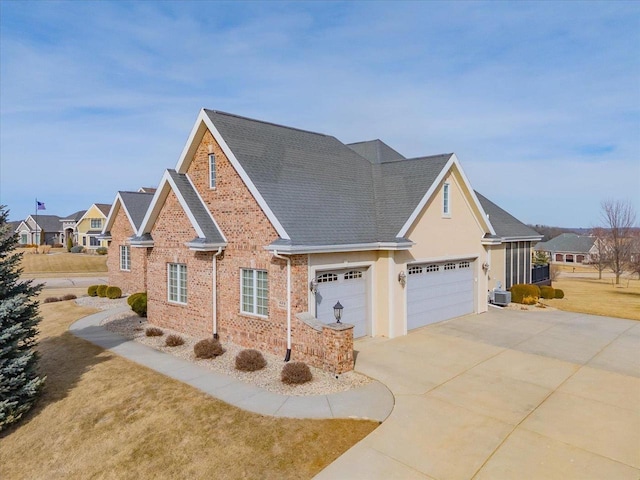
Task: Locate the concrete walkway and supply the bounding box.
[69,307,394,421]
[316,308,640,479]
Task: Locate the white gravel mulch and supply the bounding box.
[89,299,372,397]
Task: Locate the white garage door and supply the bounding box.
[315,268,368,338]
[407,260,474,330]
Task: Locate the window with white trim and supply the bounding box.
[408,266,423,275]
[444,262,456,270]
[316,273,338,283]
[344,270,363,280]
[89,236,99,247]
[241,269,268,316]
[120,245,131,271]
[168,263,187,304]
[90,218,102,229]
[209,153,216,189]
[443,183,450,216]
[425,264,439,272]
[20,233,27,244]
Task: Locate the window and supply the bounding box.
[316,273,338,283]
[408,266,423,275]
[82,236,86,246]
[90,218,102,229]
[120,245,131,271]
[443,183,450,216]
[444,262,456,270]
[20,233,27,244]
[344,270,363,280]
[209,153,216,189]
[168,263,187,304]
[89,236,99,247]
[458,261,470,269]
[241,269,268,316]
[425,264,439,272]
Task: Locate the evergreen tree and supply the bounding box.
[0,205,45,431]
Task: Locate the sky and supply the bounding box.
[1,0,639,228]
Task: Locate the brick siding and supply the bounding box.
[107,206,147,294]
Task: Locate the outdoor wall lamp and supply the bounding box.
[398,270,407,287]
[482,262,490,272]
[333,301,343,323]
[309,278,318,294]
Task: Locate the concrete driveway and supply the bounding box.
[316,308,640,479]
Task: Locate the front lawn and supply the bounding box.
[18,249,107,274]
[542,276,640,321]
[0,299,377,479]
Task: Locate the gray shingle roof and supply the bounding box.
[61,210,86,222]
[31,214,62,232]
[95,204,112,217]
[119,191,154,230]
[475,192,541,239]
[167,169,225,245]
[347,139,406,164]
[534,233,595,254]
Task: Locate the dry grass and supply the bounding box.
[542,276,640,320]
[0,301,377,480]
[18,250,107,274]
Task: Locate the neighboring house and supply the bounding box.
[75,203,111,249]
[101,191,154,293]
[107,108,540,373]
[14,214,63,245]
[534,233,596,264]
[60,209,86,247]
[138,187,157,194]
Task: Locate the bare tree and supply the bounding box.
[589,227,609,280]
[629,234,640,280]
[600,200,637,284]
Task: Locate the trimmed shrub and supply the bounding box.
[235,349,267,372]
[61,294,77,301]
[281,362,313,385]
[540,286,556,300]
[43,297,60,303]
[70,245,84,253]
[106,286,122,299]
[127,292,145,306]
[131,293,147,317]
[510,284,541,304]
[145,327,163,337]
[522,295,538,305]
[194,338,225,359]
[554,288,565,299]
[96,285,108,297]
[87,285,99,297]
[165,334,184,347]
[96,247,108,255]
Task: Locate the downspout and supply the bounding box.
[212,247,223,339]
[272,250,292,362]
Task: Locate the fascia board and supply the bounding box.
[397,154,497,238]
[175,109,290,240]
[165,173,206,238]
[265,241,414,254]
[136,171,173,237]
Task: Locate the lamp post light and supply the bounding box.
[333,301,343,323]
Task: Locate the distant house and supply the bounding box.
[534,233,596,264]
[75,204,111,249]
[101,191,154,293]
[138,187,157,194]
[59,210,86,247]
[14,214,63,246]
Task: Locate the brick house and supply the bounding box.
[102,191,154,294]
[104,109,540,373]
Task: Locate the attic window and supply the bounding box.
[209,153,216,189]
[443,183,450,216]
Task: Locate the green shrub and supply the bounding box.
[70,245,84,253]
[43,297,60,303]
[96,285,108,297]
[96,246,108,255]
[127,292,145,306]
[235,349,267,372]
[131,293,147,317]
[106,286,122,299]
[194,338,225,359]
[554,289,565,299]
[540,286,556,300]
[87,285,99,297]
[61,294,77,301]
[145,327,163,337]
[281,362,313,385]
[165,334,184,347]
[510,284,541,304]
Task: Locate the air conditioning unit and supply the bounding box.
[492,290,511,307]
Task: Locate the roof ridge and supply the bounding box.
[205,109,332,138]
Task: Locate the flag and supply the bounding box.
[37,201,46,210]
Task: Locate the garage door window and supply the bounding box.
[444,263,456,270]
[408,266,423,275]
[344,270,363,280]
[458,261,470,268]
[317,273,338,283]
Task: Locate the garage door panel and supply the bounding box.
[315,269,368,338]
[407,261,474,330]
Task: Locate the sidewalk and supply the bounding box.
[69,307,394,421]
